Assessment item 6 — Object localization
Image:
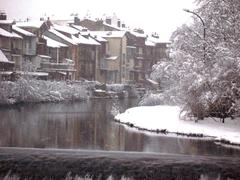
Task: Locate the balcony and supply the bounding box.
[11,48,22,55]
[99,56,118,71]
[40,60,75,72]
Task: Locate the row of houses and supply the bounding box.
[0,13,170,85]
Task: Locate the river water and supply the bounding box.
[0,99,240,157]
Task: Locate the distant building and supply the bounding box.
[12,25,37,64]
[0,19,23,71]
[79,18,121,32]
[126,29,147,85]
[147,33,170,64]
[89,31,128,84]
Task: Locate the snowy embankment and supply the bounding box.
[115,105,240,145]
[0,78,92,105]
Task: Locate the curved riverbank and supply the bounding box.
[115,105,240,147]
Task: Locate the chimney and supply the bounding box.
[134,28,144,34]
[46,17,53,28]
[74,16,80,25]
[117,20,121,27]
[122,23,126,28]
[152,32,159,38]
[105,17,111,25]
[0,11,7,20]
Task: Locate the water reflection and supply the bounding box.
[0,99,239,157]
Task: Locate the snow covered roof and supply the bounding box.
[145,39,156,47]
[38,55,51,59]
[146,79,158,85]
[19,71,49,76]
[0,20,14,24]
[105,56,118,60]
[85,36,101,45]
[147,36,171,44]
[53,24,79,35]
[127,46,136,49]
[12,32,23,39]
[0,49,14,63]
[79,31,107,42]
[92,35,107,42]
[103,22,122,31]
[72,34,100,46]
[71,25,88,31]
[65,58,74,63]
[130,31,147,38]
[15,21,45,28]
[12,25,36,37]
[0,27,22,38]
[43,35,68,48]
[48,28,77,45]
[90,31,126,38]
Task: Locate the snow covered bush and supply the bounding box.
[106,84,138,98]
[0,78,89,105]
[139,93,163,106]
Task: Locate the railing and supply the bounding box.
[11,48,22,55]
[41,62,75,72]
[99,58,118,71]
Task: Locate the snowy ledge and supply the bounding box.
[115,106,240,146]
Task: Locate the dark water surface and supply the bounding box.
[0,99,240,157]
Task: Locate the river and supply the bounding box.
[0,99,239,156]
[0,99,240,179]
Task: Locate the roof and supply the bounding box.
[15,21,45,28]
[19,71,49,76]
[53,24,79,35]
[105,56,118,60]
[71,25,88,31]
[145,39,156,47]
[12,32,23,39]
[130,31,147,38]
[80,31,107,42]
[103,22,122,31]
[146,79,158,85]
[12,25,36,37]
[0,71,48,76]
[85,36,101,45]
[90,31,126,38]
[147,36,171,44]
[0,49,14,63]
[92,35,107,42]
[43,35,68,48]
[0,20,14,24]
[38,55,51,59]
[0,27,22,38]
[72,34,100,46]
[127,46,136,49]
[47,28,77,45]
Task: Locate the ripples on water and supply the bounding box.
[0,99,240,156]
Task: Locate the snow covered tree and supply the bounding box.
[150,0,240,122]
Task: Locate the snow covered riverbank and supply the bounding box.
[115,105,240,145]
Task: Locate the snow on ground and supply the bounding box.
[115,105,240,144]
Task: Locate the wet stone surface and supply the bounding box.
[0,148,240,180]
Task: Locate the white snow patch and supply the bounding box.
[12,25,36,37]
[0,50,13,63]
[0,27,22,38]
[115,105,240,144]
[43,35,68,48]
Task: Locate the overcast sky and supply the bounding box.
[0,0,196,40]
